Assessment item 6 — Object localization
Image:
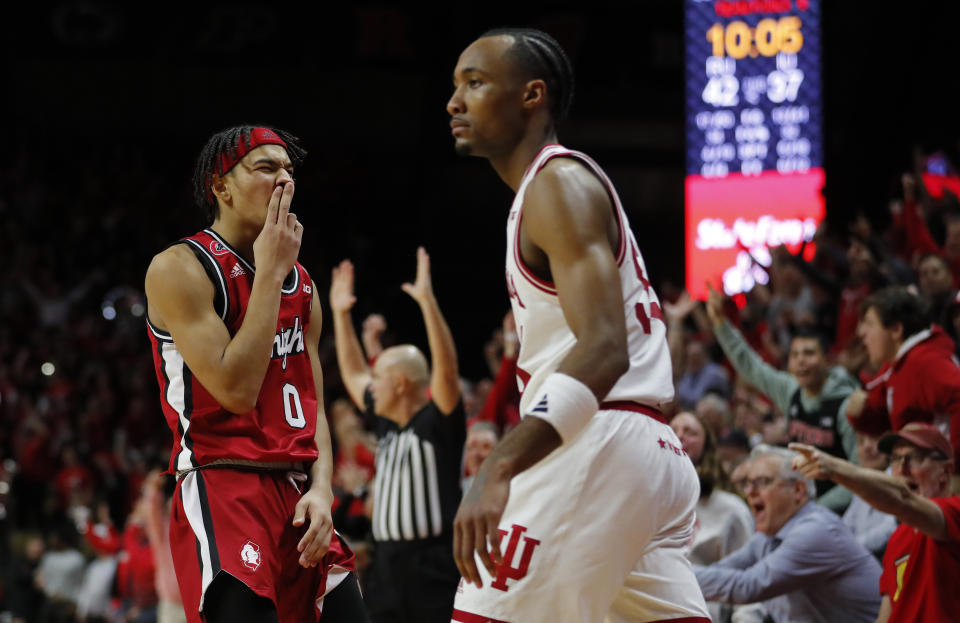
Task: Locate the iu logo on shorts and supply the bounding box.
[490,524,540,592]
[240,540,262,571]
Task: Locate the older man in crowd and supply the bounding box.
[792,422,960,622]
[694,446,882,623]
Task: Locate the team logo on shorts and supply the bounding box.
[240,540,262,571]
[490,524,540,592]
[209,241,229,256]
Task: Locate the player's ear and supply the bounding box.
[522,79,547,112]
[210,174,230,204]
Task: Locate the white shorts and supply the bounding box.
[452,407,710,623]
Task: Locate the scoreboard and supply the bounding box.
[684,0,823,299]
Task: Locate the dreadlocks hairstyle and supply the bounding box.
[192,125,307,225]
[481,27,575,124]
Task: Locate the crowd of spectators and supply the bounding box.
[3,143,960,622]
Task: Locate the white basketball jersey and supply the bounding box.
[505,144,674,413]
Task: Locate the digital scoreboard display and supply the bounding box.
[685,0,823,299]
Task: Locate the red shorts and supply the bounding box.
[170,468,354,623]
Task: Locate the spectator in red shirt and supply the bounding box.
[895,172,960,282]
[917,252,957,327]
[55,444,94,511]
[792,423,960,623]
[848,287,960,466]
[473,311,521,435]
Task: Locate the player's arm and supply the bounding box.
[527,159,630,401]
[454,159,627,587]
[401,247,461,414]
[329,260,372,409]
[293,289,336,568]
[145,184,300,413]
[790,443,948,539]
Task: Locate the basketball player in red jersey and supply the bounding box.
[447,30,709,622]
[144,126,369,623]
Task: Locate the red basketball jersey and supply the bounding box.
[147,229,320,473]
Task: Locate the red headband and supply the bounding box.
[207,127,288,201]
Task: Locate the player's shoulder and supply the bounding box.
[523,155,612,231]
[144,242,210,297]
[528,155,606,198]
[147,243,202,279]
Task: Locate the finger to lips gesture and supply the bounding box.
[401,247,435,305]
[453,470,509,588]
[253,182,301,281]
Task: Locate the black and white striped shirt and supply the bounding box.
[364,390,466,543]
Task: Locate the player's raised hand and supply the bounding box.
[789,442,838,481]
[400,247,436,306]
[292,488,334,568]
[705,282,726,327]
[453,468,509,588]
[253,182,302,282]
[329,260,357,314]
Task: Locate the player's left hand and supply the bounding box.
[400,246,435,305]
[453,468,509,588]
[293,488,335,568]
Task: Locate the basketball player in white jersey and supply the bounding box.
[446,29,710,623]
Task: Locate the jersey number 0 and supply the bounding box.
[282,383,307,429]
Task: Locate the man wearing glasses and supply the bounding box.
[694,445,882,622]
[792,422,960,622]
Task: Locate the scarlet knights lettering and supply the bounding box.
[788,419,835,448]
[272,315,305,370]
[490,524,540,592]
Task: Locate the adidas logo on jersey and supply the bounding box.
[272,315,305,370]
[230,263,246,278]
[531,396,548,414]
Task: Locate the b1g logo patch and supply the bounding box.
[490,524,540,592]
[209,240,229,256]
[240,540,262,571]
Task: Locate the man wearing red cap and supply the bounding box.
[145,126,368,622]
[791,422,960,622]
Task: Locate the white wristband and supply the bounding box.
[525,373,599,444]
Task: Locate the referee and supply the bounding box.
[330,248,465,623]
